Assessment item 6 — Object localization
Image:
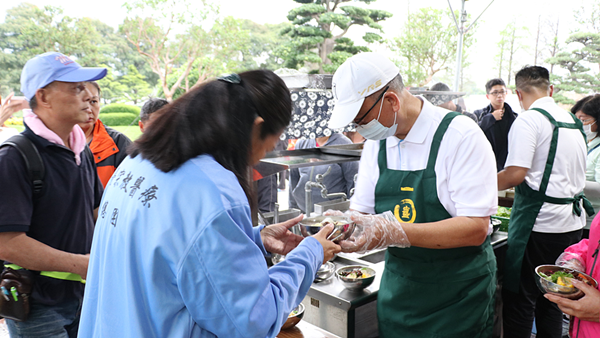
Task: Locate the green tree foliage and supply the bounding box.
[239,20,293,70]
[119,65,152,104]
[0,4,107,94]
[547,33,600,104]
[393,8,476,87]
[282,0,391,73]
[547,2,600,104]
[121,0,217,100]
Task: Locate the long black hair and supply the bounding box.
[578,95,600,122]
[129,69,291,206]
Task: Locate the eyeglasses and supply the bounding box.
[353,86,390,125]
[489,90,507,96]
[581,118,596,125]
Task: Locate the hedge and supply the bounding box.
[99,103,140,115]
[99,113,138,126]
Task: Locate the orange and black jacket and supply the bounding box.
[89,120,132,187]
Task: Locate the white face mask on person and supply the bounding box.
[356,98,398,140]
[584,121,597,141]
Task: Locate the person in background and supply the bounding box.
[498,66,590,338]
[289,132,358,214]
[429,82,478,123]
[474,78,518,172]
[545,214,600,338]
[572,94,600,238]
[328,52,497,338]
[139,97,168,132]
[0,92,28,143]
[256,139,287,213]
[0,52,105,337]
[78,70,341,338]
[343,130,365,144]
[77,81,132,187]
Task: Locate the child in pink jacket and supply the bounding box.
[545,216,600,338]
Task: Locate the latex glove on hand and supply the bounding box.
[555,252,586,272]
[324,210,410,254]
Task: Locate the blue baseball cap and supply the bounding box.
[20,52,107,100]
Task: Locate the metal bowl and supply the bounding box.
[315,261,335,282]
[336,265,376,291]
[281,303,305,330]
[491,218,501,233]
[535,265,598,300]
[299,216,355,243]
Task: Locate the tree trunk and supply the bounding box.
[508,28,516,86]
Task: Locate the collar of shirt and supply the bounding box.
[386,96,432,150]
[528,96,557,112]
[23,109,86,165]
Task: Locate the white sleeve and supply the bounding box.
[445,127,498,217]
[505,113,539,169]
[350,140,379,214]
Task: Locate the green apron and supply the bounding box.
[375,112,497,338]
[504,108,594,293]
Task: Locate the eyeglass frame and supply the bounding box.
[488,90,507,97]
[353,86,390,126]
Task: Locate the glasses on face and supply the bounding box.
[489,90,507,97]
[353,86,390,125]
[581,118,596,125]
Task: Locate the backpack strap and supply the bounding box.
[1,135,45,196]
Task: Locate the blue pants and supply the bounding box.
[6,298,81,338]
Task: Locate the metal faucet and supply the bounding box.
[304,166,347,216]
[349,173,358,198]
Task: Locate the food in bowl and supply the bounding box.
[280,303,305,330]
[338,267,373,279]
[336,265,376,291]
[299,216,355,243]
[535,265,598,299]
[539,271,575,288]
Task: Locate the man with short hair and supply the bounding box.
[0,52,105,337]
[474,78,518,172]
[139,97,168,132]
[329,52,498,337]
[498,66,590,338]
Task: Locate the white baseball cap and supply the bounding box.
[328,52,399,129]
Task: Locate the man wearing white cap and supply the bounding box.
[0,52,106,337]
[330,52,498,337]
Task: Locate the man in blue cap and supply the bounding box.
[0,52,106,337]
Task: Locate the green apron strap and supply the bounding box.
[426,112,461,173]
[4,263,85,284]
[505,107,588,292]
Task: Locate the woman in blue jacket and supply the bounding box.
[79,71,341,338]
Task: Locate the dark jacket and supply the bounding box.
[90,120,132,187]
[474,103,517,172]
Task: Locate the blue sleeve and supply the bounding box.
[478,113,496,132]
[177,206,322,338]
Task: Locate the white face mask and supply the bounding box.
[356,97,398,140]
[584,121,597,141]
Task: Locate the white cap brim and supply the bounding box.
[328,97,365,129]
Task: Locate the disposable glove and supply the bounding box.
[555,252,586,273]
[324,210,410,254]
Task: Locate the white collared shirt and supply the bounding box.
[351,97,498,221]
[505,97,586,233]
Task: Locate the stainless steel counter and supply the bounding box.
[301,231,509,338]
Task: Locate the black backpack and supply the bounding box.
[0,135,45,197]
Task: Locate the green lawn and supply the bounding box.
[10,124,142,141]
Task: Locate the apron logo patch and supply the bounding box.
[394,199,416,223]
[400,187,414,191]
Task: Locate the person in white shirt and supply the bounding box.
[498,66,592,338]
[328,52,498,338]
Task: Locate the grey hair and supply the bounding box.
[368,74,405,98]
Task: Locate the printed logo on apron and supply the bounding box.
[394,198,416,223]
